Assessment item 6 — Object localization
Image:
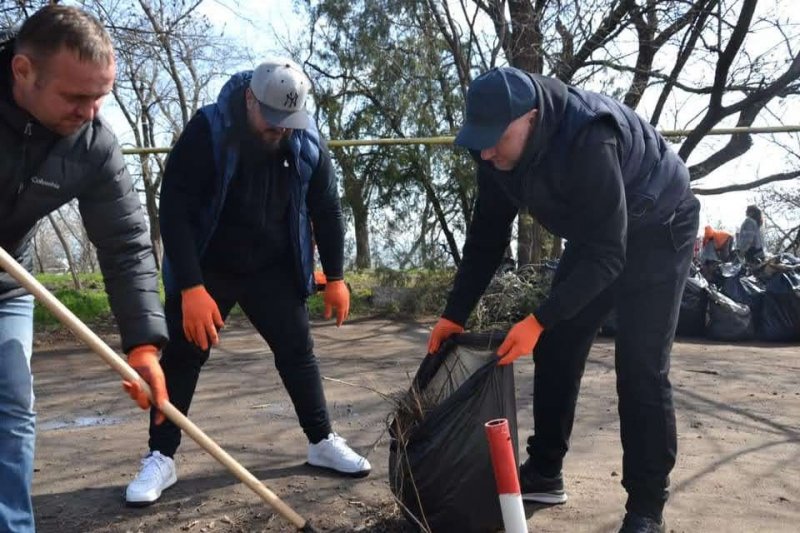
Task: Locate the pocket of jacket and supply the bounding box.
[627,192,655,220]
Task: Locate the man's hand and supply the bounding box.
[181,285,223,350]
[123,345,168,425]
[427,317,465,354]
[324,280,350,326]
[497,314,544,365]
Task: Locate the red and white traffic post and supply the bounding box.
[485,418,528,533]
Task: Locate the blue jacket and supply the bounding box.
[161,71,343,297]
[444,73,691,328]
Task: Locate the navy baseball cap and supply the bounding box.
[455,67,538,150]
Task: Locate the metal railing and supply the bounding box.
[120,124,800,155]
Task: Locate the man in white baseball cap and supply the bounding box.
[124,58,369,507]
[249,58,311,129]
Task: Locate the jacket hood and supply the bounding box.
[516,74,569,171]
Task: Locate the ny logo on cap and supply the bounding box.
[285,91,299,108]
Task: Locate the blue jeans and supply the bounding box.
[0,295,35,533]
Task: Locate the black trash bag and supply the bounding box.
[719,261,743,279]
[758,272,800,342]
[677,274,708,337]
[721,275,765,323]
[707,288,754,341]
[389,333,517,533]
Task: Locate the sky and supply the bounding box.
[101,0,799,240]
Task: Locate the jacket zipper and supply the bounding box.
[16,120,33,196]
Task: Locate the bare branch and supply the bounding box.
[692,170,800,194]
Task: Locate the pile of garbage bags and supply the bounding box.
[678,254,800,342]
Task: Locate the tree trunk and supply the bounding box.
[47,213,82,290]
[550,235,563,258]
[531,220,545,263]
[32,231,43,274]
[352,201,371,270]
[517,213,533,266]
[144,181,162,270]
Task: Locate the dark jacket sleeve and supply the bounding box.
[533,125,627,328]
[158,112,217,291]
[442,169,518,326]
[306,138,344,281]
[77,133,168,353]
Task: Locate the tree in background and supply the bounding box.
[300,0,799,268]
[424,0,800,264]
[300,0,476,269]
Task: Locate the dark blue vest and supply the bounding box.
[524,75,688,230]
[162,71,320,296]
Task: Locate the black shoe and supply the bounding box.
[519,459,567,504]
[618,512,665,533]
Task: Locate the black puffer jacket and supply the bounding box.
[0,40,167,351]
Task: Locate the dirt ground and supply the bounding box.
[30,317,799,532]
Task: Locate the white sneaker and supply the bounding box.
[307,433,371,478]
[125,451,177,506]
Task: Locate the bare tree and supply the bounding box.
[419,0,800,265]
[79,0,245,268]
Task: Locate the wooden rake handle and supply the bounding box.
[0,246,314,531]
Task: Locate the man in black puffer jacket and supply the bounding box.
[0,6,168,531]
[428,67,700,533]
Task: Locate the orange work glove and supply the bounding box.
[122,345,168,425]
[427,317,464,355]
[497,314,544,365]
[324,280,350,326]
[182,285,224,351]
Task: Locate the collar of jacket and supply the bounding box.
[0,39,62,143]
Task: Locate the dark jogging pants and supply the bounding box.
[148,263,332,457]
[527,192,700,521]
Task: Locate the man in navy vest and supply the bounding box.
[125,59,370,506]
[428,67,700,532]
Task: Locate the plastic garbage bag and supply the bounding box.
[707,288,754,341]
[758,272,800,342]
[389,333,518,532]
[677,274,709,337]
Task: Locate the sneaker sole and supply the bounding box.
[305,461,371,478]
[522,491,568,505]
[125,474,178,507]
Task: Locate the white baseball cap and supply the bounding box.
[249,58,311,129]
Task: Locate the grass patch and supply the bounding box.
[32,269,456,332]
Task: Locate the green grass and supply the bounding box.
[34,273,113,327]
[32,268,453,331]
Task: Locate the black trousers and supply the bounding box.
[527,193,700,520]
[149,264,332,457]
